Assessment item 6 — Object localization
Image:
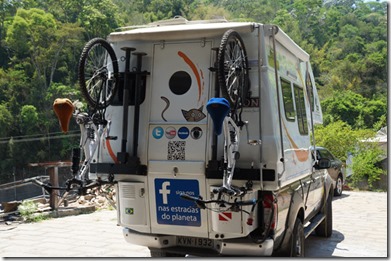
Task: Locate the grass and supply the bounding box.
[17,200,52,223]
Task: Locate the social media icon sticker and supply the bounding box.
[191,127,203,140]
[165,126,176,139]
[152,127,164,139]
[178,127,189,139]
[155,178,201,226]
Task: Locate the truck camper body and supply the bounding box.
[76,18,332,257]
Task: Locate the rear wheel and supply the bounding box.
[78,38,119,110]
[289,218,305,257]
[316,192,333,237]
[334,175,343,196]
[217,29,250,109]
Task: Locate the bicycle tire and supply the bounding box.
[78,38,119,110]
[217,29,250,109]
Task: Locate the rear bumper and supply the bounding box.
[123,228,274,256]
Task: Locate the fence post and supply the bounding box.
[48,167,59,210]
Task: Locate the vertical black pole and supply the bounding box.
[211,48,219,161]
[132,52,147,158]
[119,47,135,164]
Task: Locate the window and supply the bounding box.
[294,85,308,135]
[281,78,295,121]
[306,71,314,112]
[318,148,334,160]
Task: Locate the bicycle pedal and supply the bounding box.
[106,136,118,140]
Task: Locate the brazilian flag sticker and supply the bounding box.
[125,208,134,215]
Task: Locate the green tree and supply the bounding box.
[315,120,385,189]
[6,8,84,92]
[351,141,385,189]
[0,103,12,137]
[315,121,360,162]
[77,0,121,37]
[189,3,231,20]
[320,90,386,130]
[20,105,38,135]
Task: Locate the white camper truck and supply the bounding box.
[51,17,334,257]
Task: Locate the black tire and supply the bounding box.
[149,248,185,257]
[78,38,119,110]
[217,29,250,109]
[334,174,343,196]
[315,192,333,237]
[288,218,305,257]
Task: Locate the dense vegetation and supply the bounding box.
[0,0,387,186]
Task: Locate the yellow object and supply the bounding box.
[53,98,74,133]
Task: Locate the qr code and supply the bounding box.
[168,141,186,160]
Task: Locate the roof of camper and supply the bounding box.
[108,17,310,61]
[108,17,255,42]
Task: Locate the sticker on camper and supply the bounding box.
[165,126,176,139]
[155,179,201,226]
[125,208,134,215]
[152,127,164,139]
[190,127,203,140]
[167,141,185,160]
[178,127,189,139]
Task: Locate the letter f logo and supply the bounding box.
[159,181,171,204]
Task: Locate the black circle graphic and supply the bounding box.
[169,71,192,95]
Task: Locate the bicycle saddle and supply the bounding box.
[53,98,75,133]
[206,97,230,135]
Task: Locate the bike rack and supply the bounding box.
[91,47,150,175]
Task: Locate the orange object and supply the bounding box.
[53,98,74,133]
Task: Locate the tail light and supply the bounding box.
[263,193,277,231]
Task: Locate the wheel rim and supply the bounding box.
[218,30,249,108]
[82,42,117,109]
[336,177,343,194]
[223,40,246,103]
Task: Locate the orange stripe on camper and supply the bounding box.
[106,139,119,164]
[178,51,202,101]
[282,121,309,162]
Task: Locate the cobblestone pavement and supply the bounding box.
[0,191,387,258]
[305,191,388,257]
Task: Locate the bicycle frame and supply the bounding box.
[74,109,111,181]
[222,116,240,193]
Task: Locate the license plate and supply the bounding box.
[176,236,214,248]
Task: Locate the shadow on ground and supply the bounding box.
[305,230,345,257]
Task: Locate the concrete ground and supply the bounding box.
[0,191,387,258]
[305,190,388,257]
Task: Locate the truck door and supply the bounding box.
[147,41,213,237]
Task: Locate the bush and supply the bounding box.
[351,142,385,190]
[18,200,50,222]
[18,200,38,220]
[315,121,385,190]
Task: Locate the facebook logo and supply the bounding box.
[159,181,170,204]
[155,178,201,226]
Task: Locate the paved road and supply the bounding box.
[305,191,388,257]
[0,191,387,257]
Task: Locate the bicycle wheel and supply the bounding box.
[217,29,250,109]
[78,38,119,110]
